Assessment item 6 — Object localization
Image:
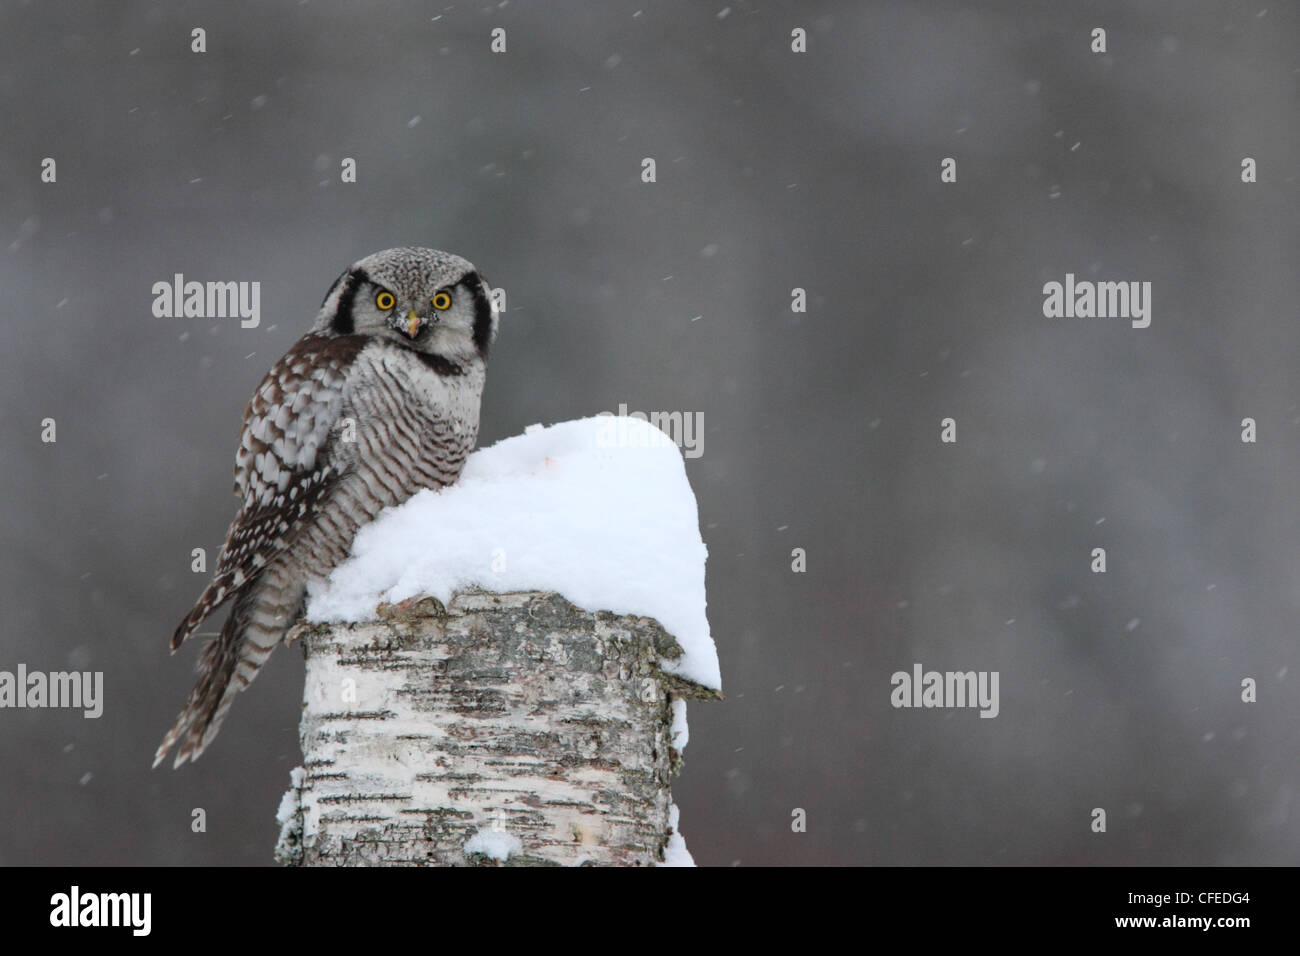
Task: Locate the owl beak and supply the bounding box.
[404,310,422,339]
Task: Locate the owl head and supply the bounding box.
[315,247,499,362]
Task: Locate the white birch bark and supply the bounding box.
[274,589,720,866]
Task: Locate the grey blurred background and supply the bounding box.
[1,0,1296,865]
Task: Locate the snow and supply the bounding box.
[275,766,308,847]
[306,415,721,690]
[464,828,523,862]
[274,773,299,829]
[657,803,695,867]
[670,698,689,751]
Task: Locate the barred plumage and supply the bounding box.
[156,248,499,768]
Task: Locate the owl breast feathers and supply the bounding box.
[156,247,499,768]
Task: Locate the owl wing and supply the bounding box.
[170,332,367,650]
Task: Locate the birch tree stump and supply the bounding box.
[274,589,720,866]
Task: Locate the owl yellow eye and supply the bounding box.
[375,291,396,311]
[432,291,452,311]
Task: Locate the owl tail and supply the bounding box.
[170,569,240,651]
[155,579,298,768]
